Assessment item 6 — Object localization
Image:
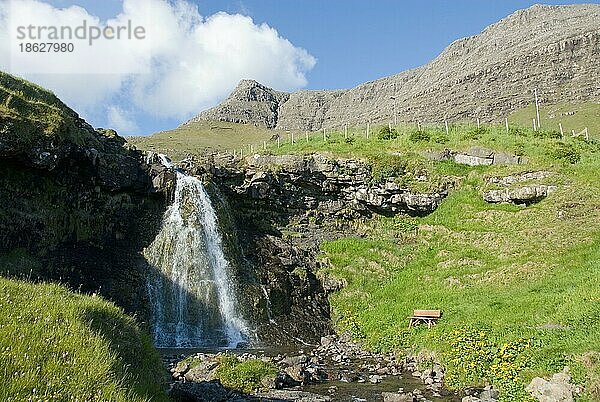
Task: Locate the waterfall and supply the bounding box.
[145,156,248,348]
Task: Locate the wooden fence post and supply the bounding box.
[277,137,280,148]
[306,132,309,142]
[367,121,370,139]
[505,118,509,133]
[445,120,449,136]
[559,123,564,138]
[477,118,480,129]
[344,123,348,139]
[323,128,326,142]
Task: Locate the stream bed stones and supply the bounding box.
[165,334,460,402]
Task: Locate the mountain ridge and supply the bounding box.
[186,3,600,131]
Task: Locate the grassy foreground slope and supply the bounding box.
[0,277,168,402]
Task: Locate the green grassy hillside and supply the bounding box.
[0,72,100,150]
[0,277,168,402]
[509,101,600,138]
[267,124,600,400]
[128,120,274,160]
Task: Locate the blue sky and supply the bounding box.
[17,1,600,134]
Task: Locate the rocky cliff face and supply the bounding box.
[193,79,291,129]
[188,4,600,130]
[0,72,172,317]
[181,153,450,344]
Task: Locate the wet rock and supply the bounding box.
[169,380,232,402]
[184,360,220,382]
[254,389,331,401]
[284,364,309,383]
[282,355,310,366]
[382,392,416,402]
[479,386,500,401]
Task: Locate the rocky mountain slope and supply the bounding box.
[187,4,600,130]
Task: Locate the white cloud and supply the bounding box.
[107,105,139,135]
[0,0,316,125]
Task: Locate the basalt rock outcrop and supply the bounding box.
[188,4,600,130]
[0,71,171,317]
[483,185,557,205]
[422,147,527,166]
[483,171,557,205]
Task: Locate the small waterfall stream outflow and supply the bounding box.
[146,158,248,348]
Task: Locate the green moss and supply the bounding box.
[214,354,277,393]
[0,277,168,401]
[0,72,98,150]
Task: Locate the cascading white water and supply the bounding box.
[145,156,248,347]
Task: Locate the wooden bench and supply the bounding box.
[408,310,442,328]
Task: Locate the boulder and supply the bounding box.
[483,185,556,204]
[468,146,495,159]
[382,392,416,402]
[492,152,523,165]
[479,386,500,401]
[488,171,553,185]
[169,380,231,402]
[184,360,220,382]
[454,154,493,166]
[526,368,575,402]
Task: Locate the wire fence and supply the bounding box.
[217,116,593,161]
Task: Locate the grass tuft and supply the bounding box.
[0,277,168,402]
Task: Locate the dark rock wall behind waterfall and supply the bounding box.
[0,72,174,320]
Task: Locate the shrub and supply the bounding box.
[509,127,528,137]
[534,129,562,139]
[409,130,431,142]
[378,126,399,140]
[548,142,581,164]
[433,133,449,144]
[215,354,278,393]
[371,154,407,182]
[462,126,488,141]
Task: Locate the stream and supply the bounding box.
[161,345,460,402]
